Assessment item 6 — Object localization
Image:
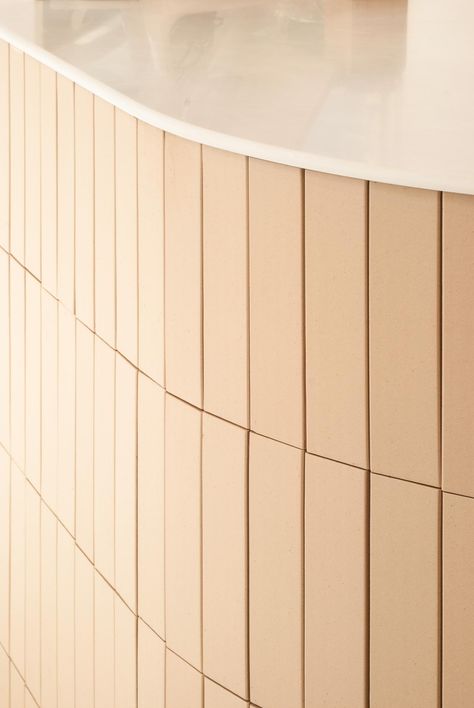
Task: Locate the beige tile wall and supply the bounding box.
[0,37,473,708]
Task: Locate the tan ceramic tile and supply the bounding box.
[138,619,165,708]
[94,571,115,708]
[25,689,37,708]
[40,65,57,297]
[10,463,25,675]
[41,503,57,708]
[94,336,115,584]
[57,304,76,534]
[57,525,75,708]
[203,146,248,428]
[115,596,137,708]
[202,413,248,697]
[165,394,202,669]
[0,250,9,449]
[305,454,368,708]
[24,55,41,279]
[10,661,24,708]
[75,548,94,708]
[9,46,25,263]
[369,182,440,485]
[138,121,164,385]
[165,649,203,708]
[204,678,249,708]
[249,158,304,448]
[25,484,41,702]
[115,353,137,610]
[75,321,94,560]
[10,259,25,471]
[0,449,9,650]
[0,41,8,250]
[305,171,368,468]
[137,373,165,637]
[57,74,75,312]
[164,133,202,407]
[41,290,58,512]
[94,96,116,348]
[25,274,41,490]
[116,108,138,365]
[0,645,9,707]
[370,473,440,707]
[249,433,303,708]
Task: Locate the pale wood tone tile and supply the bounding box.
[165,649,203,708]
[138,121,164,386]
[75,320,94,560]
[9,46,24,263]
[202,413,248,697]
[41,290,58,512]
[249,433,303,708]
[25,688,37,708]
[75,548,94,708]
[24,55,41,279]
[203,146,248,428]
[370,474,440,707]
[369,182,440,485]
[10,463,25,675]
[0,250,9,449]
[305,454,368,708]
[137,373,165,638]
[204,678,249,708]
[115,596,137,708]
[165,394,202,670]
[0,646,9,708]
[94,571,115,708]
[57,75,75,312]
[25,484,40,702]
[164,134,202,407]
[249,159,304,448]
[41,503,57,708]
[138,619,165,708]
[0,449,9,650]
[25,274,41,490]
[0,41,8,250]
[40,65,57,297]
[57,525,75,708]
[57,303,76,534]
[10,661,25,708]
[10,258,25,471]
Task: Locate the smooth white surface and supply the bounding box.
[0,0,473,193]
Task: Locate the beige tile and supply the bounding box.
[9,46,25,263]
[305,454,368,708]
[25,689,37,708]
[75,548,94,708]
[370,473,440,707]
[41,290,58,512]
[10,258,25,471]
[57,525,75,708]
[10,463,25,675]
[204,679,249,708]
[0,250,9,449]
[115,596,137,708]
[115,353,137,610]
[57,304,76,534]
[25,274,41,490]
[369,182,440,485]
[0,449,9,650]
[40,65,57,297]
[25,484,41,702]
[138,121,164,385]
[442,192,474,496]
[94,96,116,348]
[249,159,304,448]
[164,134,202,407]
[41,503,57,708]
[94,336,115,584]
[203,146,248,427]
[0,645,9,707]
[249,433,303,708]
[165,394,202,669]
[138,619,165,708]
[57,74,75,311]
[94,571,115,708]
[305,171,368,467]
[75,321,94,560]
[137,373,165,637]
[165,649,203,708]
[10,662,24,708]
[116,108,138,365]
[0,41,8,250]
[24,55,41,279]
[202,413,248,697]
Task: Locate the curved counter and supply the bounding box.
[0,2,473,707]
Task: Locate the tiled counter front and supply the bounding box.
[0,39,473,708]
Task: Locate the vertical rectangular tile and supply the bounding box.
[0,646,9,707]
[249,433,303,708]
[10,662,24,708]
[10,258,25,470]
[369,182,440,485]
[138,619,165,708]
[75,548,94,708]
[75,320,94,560]
[0,250,9,449]
[116,109,138,365]
[138,121,164,385]
[94,336,115,584]
[0,41,9,250]
[57,525,75,708]
[40,65,57,296]
[10,463,25,675]
[442,192,474,496]
[75,85,94,329]
[249,159,304,448]
[115,353,137,610]
[41,290,58,512]
[164,134,202,407]
[25,689,36,708]
[25,484,41,702]
[203,146,248,428]
[370,473,440,707]
[305,172,368,467]
[166,649,203,708]
[115,597,137,708]
[94,572,115,708]
[94,96,115,348]
[25,274,41,490]
[57,303,76,533]
[24,55,41,278]
[202,413,248,697]
[204,679,249,708]
[137,373,165,637]
[57,75,75,311]
[305,454,367,708]
[9,46,24,262]
[165,394,202,669]
[41,504,57,708]
[0,449,9,650]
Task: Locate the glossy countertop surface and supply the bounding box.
[0,0,473,193]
